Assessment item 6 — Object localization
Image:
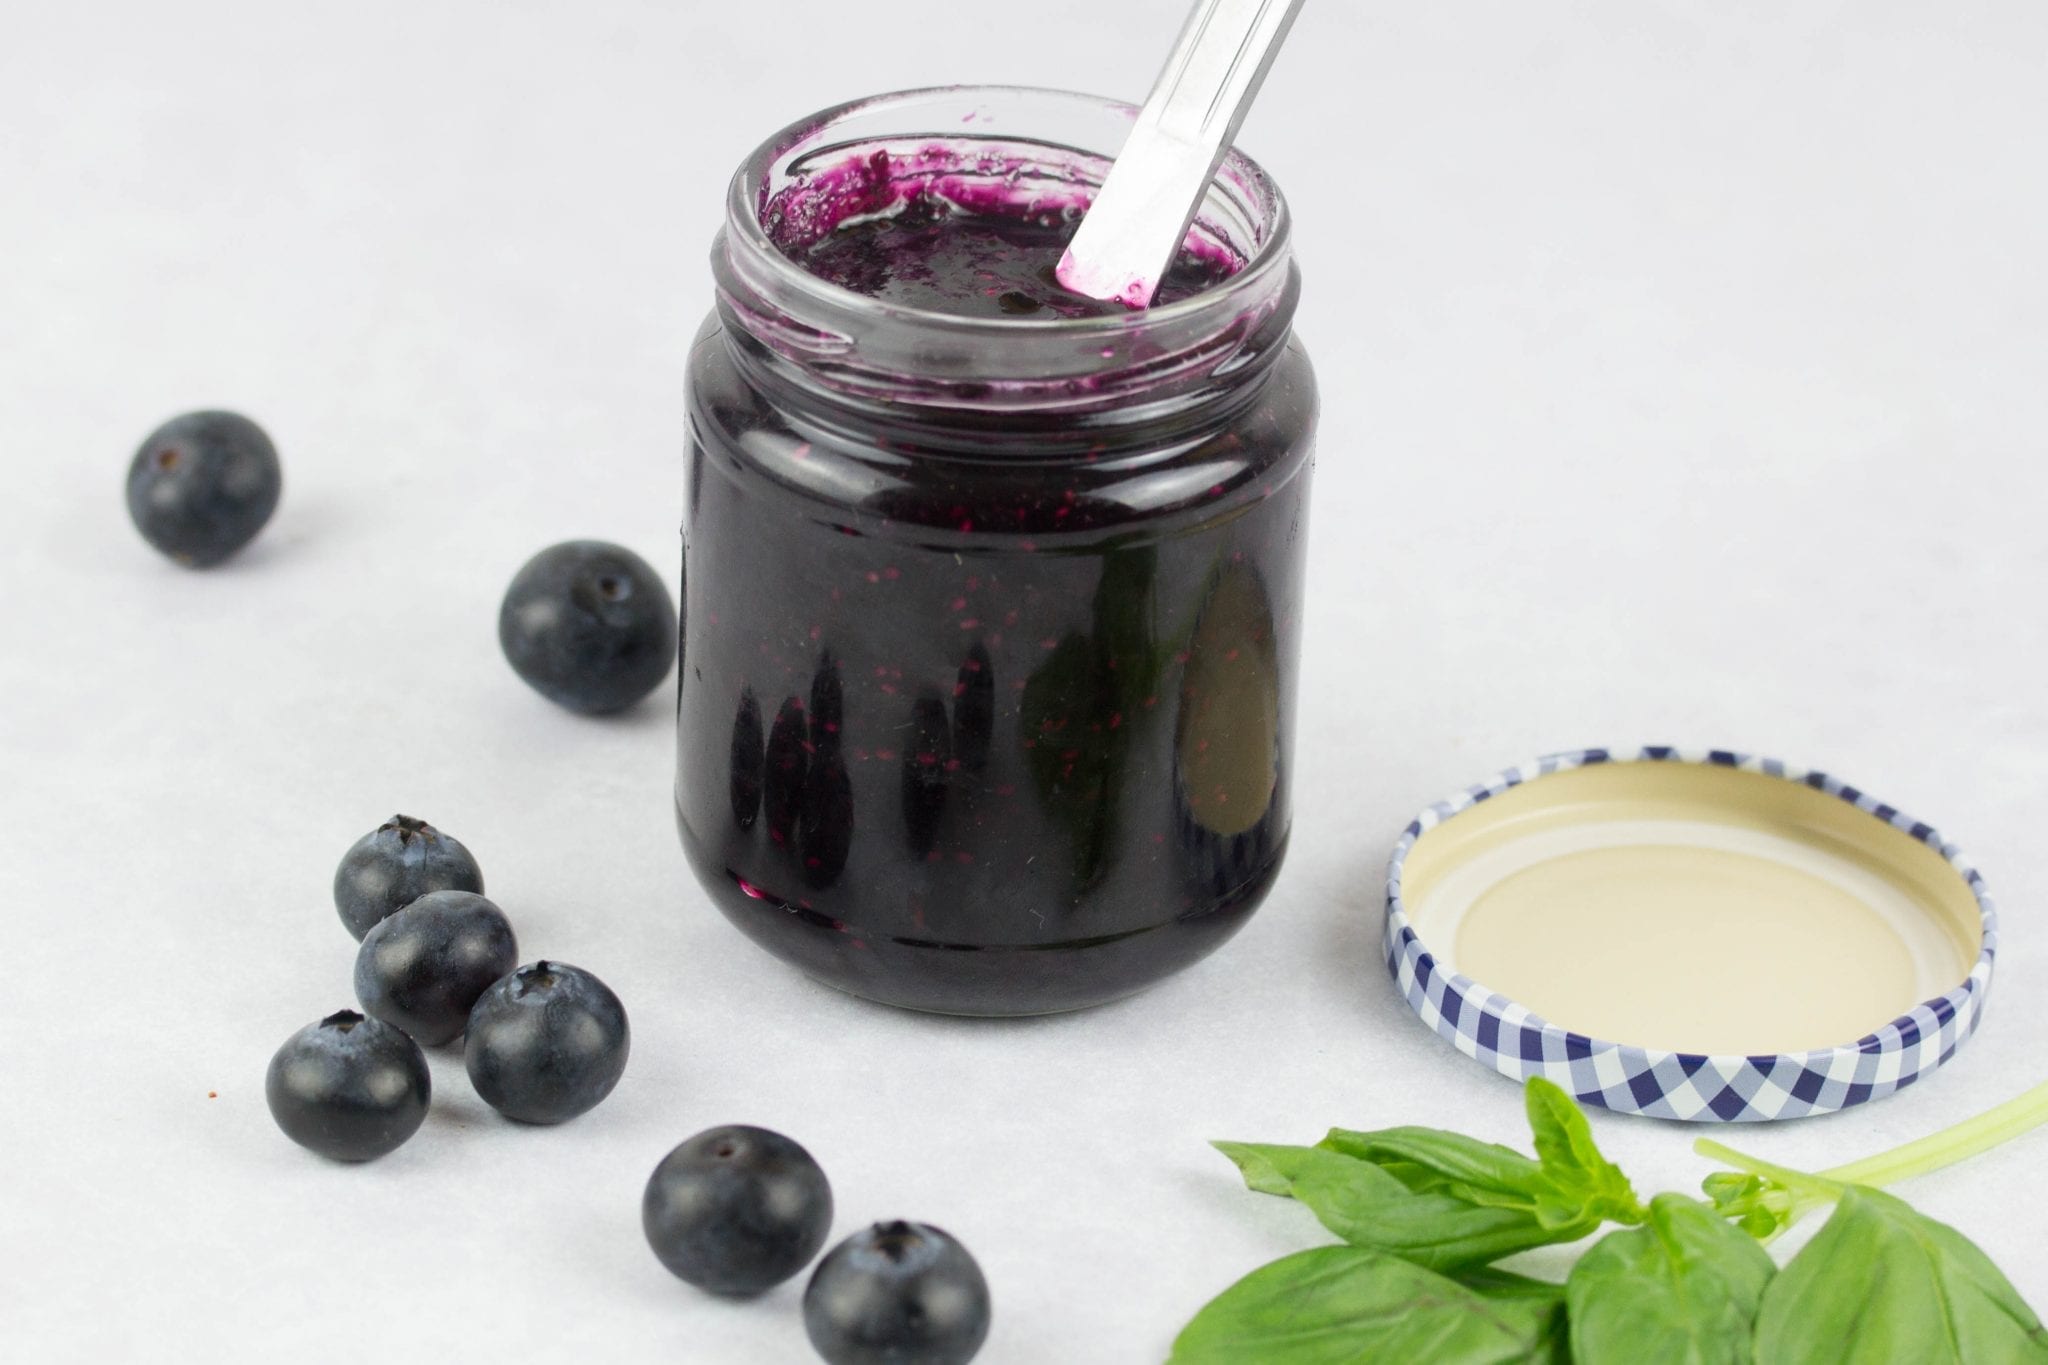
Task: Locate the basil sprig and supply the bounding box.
[1173,1077,2048,1364]
[1211,1141,1595,1272]
[1212,1081,1650,1275]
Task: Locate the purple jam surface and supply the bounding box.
[792,196,1236,320]
[759,148,1243,319]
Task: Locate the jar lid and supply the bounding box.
[1383,747,1997,1122]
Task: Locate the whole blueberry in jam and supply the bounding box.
[333,814,485,942]
[499,540,677,714]
[642,1124,835,1296]
[464,960,629,1124]
[125,410,282,566]
[803,1221,992,1365]
[265,1009,430,1162]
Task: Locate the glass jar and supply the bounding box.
[677,86,1316,1015]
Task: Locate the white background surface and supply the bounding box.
[4,2,2045,1360]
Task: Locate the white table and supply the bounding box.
[4,2,2044,1359]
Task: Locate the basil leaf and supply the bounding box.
[1316,1081,1644,1232]
[1214,1141,1591,1272]
[1753,1186,2048,1364]
[1459,1266,1573,1358]
[1216,1139,1311,1197]
[1524,1077,1646,1225]
[1564,1194,1774,1364]
[1319,1126,1551,1212]
[1458,1267,1568,1304]
[1169,1246,1566,1365]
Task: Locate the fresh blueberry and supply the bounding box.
[353,890,518,1047]
[265,1009,430,1162]
[125,410,282,566]
[499,540,677,714]
[804,1221,991,1365]
[643,1125,835,1296]
[464,960,629,1124]
[333,814,485,942]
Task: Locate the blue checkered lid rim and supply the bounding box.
[1382,746,1998,1122]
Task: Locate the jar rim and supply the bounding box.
[721,84,1294,342]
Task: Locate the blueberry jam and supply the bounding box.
[791,193,1235,320]
[678,89,1317,1015]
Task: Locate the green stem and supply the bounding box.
[1693,1140,1845,1205]
[1694,1077,2048,1238]
[1816,1076,2048,1189]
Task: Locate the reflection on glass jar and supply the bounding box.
[1017,546,1158,895]
[763,695,807,852]
[953,644,994,775]
[1174,562,1282,900]
[901,695,952,859]
[729,688,763,830]
[799,747,853,888]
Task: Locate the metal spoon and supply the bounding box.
[1056,0,1308,308]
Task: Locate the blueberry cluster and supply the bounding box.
[642,1126,991,1364]
[140,417,991,1360]
[266,814,630,1162]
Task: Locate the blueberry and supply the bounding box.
[265,1009,430,1162]
[804,1221,991,1365]
[499,540,677,714]
[642,1125,835,1296]
[125,410,282,566]
[464,960,629,1124]
[333,814,485,942]
[353,890,518,1046]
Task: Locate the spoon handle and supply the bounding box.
[1057,0,1308,307]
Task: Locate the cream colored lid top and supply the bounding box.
[1398,762,1983,1056]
